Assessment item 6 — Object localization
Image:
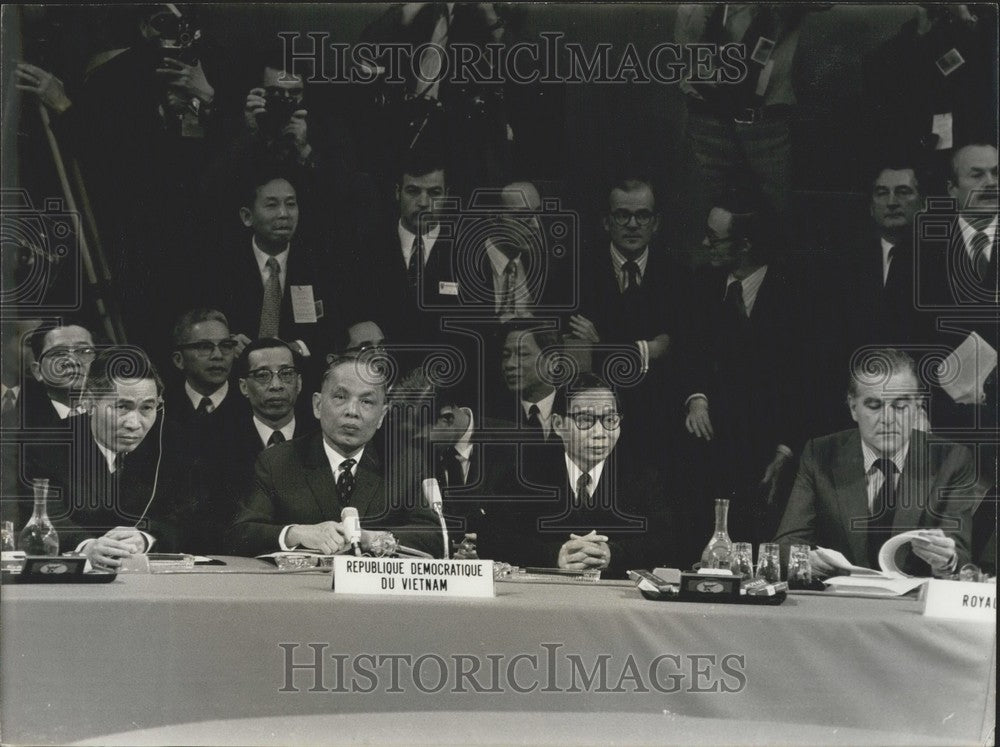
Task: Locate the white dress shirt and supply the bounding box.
[958,215,997,264]
[724,264,768,317]
[184,380,229,413]
[252,237,290,294]
[398,221,441,267]
[253,415,296,449]
[521,389,557,439]
[564,453,607,503]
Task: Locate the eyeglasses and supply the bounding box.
[245,366,299,386]
[610,209,655,227]
[567,411,622,430]
[176,340,239,357]
[40,346,97,362]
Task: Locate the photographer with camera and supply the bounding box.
[243,66,312,166]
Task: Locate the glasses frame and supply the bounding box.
[244,367,300,386]
[176,339,239,357]
[609,209,655,227]
[567,411,623,431]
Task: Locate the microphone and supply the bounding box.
[421,478,449,560]
[341,507,363,556]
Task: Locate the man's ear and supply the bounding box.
[238,379,249,398]
[30,360,43,383]
[394,184,401,204]
[312,391,322,421]
[171,351,184,372]
[847,395,859,423]
[650,213,661,236]
[239,207,253,228]
[601,214,611,234]
[551,413,564,431]
[376,403,388,430]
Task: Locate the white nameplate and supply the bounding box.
[333,557,494,598]
[922,579,996,622]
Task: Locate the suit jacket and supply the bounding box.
[348,222,458,347]
[774,428,977,574]
[191,239,341,368]
[497,448,678,578]
[688,264,808,492]
[226,431,444,557]
[18,417,179,552]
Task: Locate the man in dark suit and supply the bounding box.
[357,2,511,197]
[685,198,807,548]
[160,309,245,554]
[20,319,97,430]
[349,154,457,347]
[497,321,564,444]
[502,374,676,578]
[195,167,339,381]
[22,348,179,568]
[227,354,443,557]
[417,380,550,561]
[775,349,978,576]
[571,178,693,462]
[0,319,41,428]
[814,160,934,437]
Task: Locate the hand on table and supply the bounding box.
[287,522,347,554]
[558,530,610,571]
[910,529,956,574]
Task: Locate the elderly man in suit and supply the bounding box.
[774,348,978,576]
[227,354,443,557]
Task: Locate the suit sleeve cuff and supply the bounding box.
[279,525,299,551]
[776,444,794,458]
[685,393,708,409]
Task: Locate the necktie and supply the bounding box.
[622,260,641,295]
[417,3,449,99]
[971,231,991,282]
[0,389,15,416]
[337,458,357,504]
[196,396,213,416]
[267,430,286,447]
[437,446,465,488]
[883,245,894,287]
[526,403,543,437]
[113,451,126,475]
[724,279,746,320]
[407,235,422,297]
[868,457,899,567]
[259,257,282,338]
[575,472,592,509]
[499,259,518,317]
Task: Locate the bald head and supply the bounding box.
[500,181,541,211]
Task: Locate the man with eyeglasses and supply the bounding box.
[227,355,443,558]
[22,348,179,569]
[236,338,306,451]
[505,374,676,578]
[775,349,977,577]
[20,319,97,430]
[571,178,692,464]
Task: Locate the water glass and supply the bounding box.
[756,542,781,583]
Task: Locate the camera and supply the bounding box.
[0,190,81,310]
[257,90,301,138]
[423,189,580,313]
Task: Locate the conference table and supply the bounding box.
[1,557,995,746]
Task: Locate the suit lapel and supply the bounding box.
[303,434,341,521]
[349,448,383,518]
[894,429,928,533]
[832,430,870,564]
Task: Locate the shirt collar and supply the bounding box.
[1,383,19,399]
[564,452,606,495]
[726,264,767,289]
[253,415,296,448]
[609,243,649,277]
[522,388,557,421]
[322,439,364,477]
[398,220,441,263]
[184,380,229,412]
[860,436,909,476]
[958,216,998,258]
[50,398,80,420]
[94,439,119,473]
[486,239,523,277]
[453,408,475,461]
[252,237,290,278]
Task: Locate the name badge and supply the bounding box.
[936,48,965,76]
[922,578,996,622]
[438,281,460,296]
[333,556,494,598]
[290,285,319,323]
